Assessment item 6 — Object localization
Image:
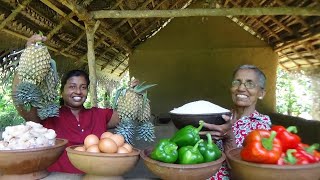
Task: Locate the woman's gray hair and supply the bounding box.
[233,64,266,89]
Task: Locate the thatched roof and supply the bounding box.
[0,0,319,80]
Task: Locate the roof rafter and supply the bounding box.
[91,7,320,19]
[57,0,132,53]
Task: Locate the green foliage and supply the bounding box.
[0,111,25,131]
[84,71,129,109]
[0,79,25,131]
[276,68,312,118]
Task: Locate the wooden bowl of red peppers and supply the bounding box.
[226,125,320,180]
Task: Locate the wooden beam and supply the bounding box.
[101,52,123,70]
[60,31,86,53]
[0,0,33,30]
[46,12,75,40]
[111,56,128,73]
[91,7,320,19]
[40,0,113,56]
[275,33,320,52]
[57,0,132,53]
[119,66,129,77]
[1,28,78,60]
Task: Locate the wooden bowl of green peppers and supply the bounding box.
[141,147,225,180]
[140,121,226,180]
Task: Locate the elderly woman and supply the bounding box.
[200,64,272,180]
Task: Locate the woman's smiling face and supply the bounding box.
[61,76,88,109]
[230,69,265,109]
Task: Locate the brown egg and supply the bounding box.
[86,144,100,153]
[74,146,86,152]
[117,146,130,154]
[122,143,133,153]
[84,134,99,148]
[100,131,113,139]
[109,134,125,147]
[98,138,118,153]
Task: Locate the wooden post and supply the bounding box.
[85,20,100,107]
[91,7,320,19]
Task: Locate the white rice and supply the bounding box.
[170,100,230,114]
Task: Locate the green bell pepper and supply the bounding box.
[177,139,204,164]
[150,139,178,163]
[198,133,222,162]
[171,120,204,147]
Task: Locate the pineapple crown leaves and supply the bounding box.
[13,82,43,110]
[132,82,157,94]
[35,31,45,45]
[37,102,59,120]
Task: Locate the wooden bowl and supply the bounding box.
[66,145,140,179]
[170,112,231,130]
[0,138,68,179]
[140,147,225,180]
[226,148,320,180]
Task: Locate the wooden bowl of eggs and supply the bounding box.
[0,138,68,179]
[66,132,140,179]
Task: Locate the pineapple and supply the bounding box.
[136,94,156,142]
[113,82,156,144]
[17,42,51,85]
[38,59,59,104]
[14,41,59,120]
[116,88,140,121]
[137,94,151,123]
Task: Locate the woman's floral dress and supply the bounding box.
[210,110,272,180]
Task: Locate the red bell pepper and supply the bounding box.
[297,143,320,162]
[271,125,301,152]
[241,130,282,164]
[277,149,310,165]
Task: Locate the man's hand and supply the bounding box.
[26,34,47,47]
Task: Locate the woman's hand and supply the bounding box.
[26,34,47,46]
[130,79,140,88]
[199,114,235,140]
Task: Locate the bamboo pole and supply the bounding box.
[57,0,132,53]
[275,33,320,52]
[91,7,320,19]
[0,0,33,30]
[1,28,78,60]
[85,21,100,107]
[46,12,75,40]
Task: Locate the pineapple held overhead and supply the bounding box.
[17,42,51,85]
[14,35,59,120]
